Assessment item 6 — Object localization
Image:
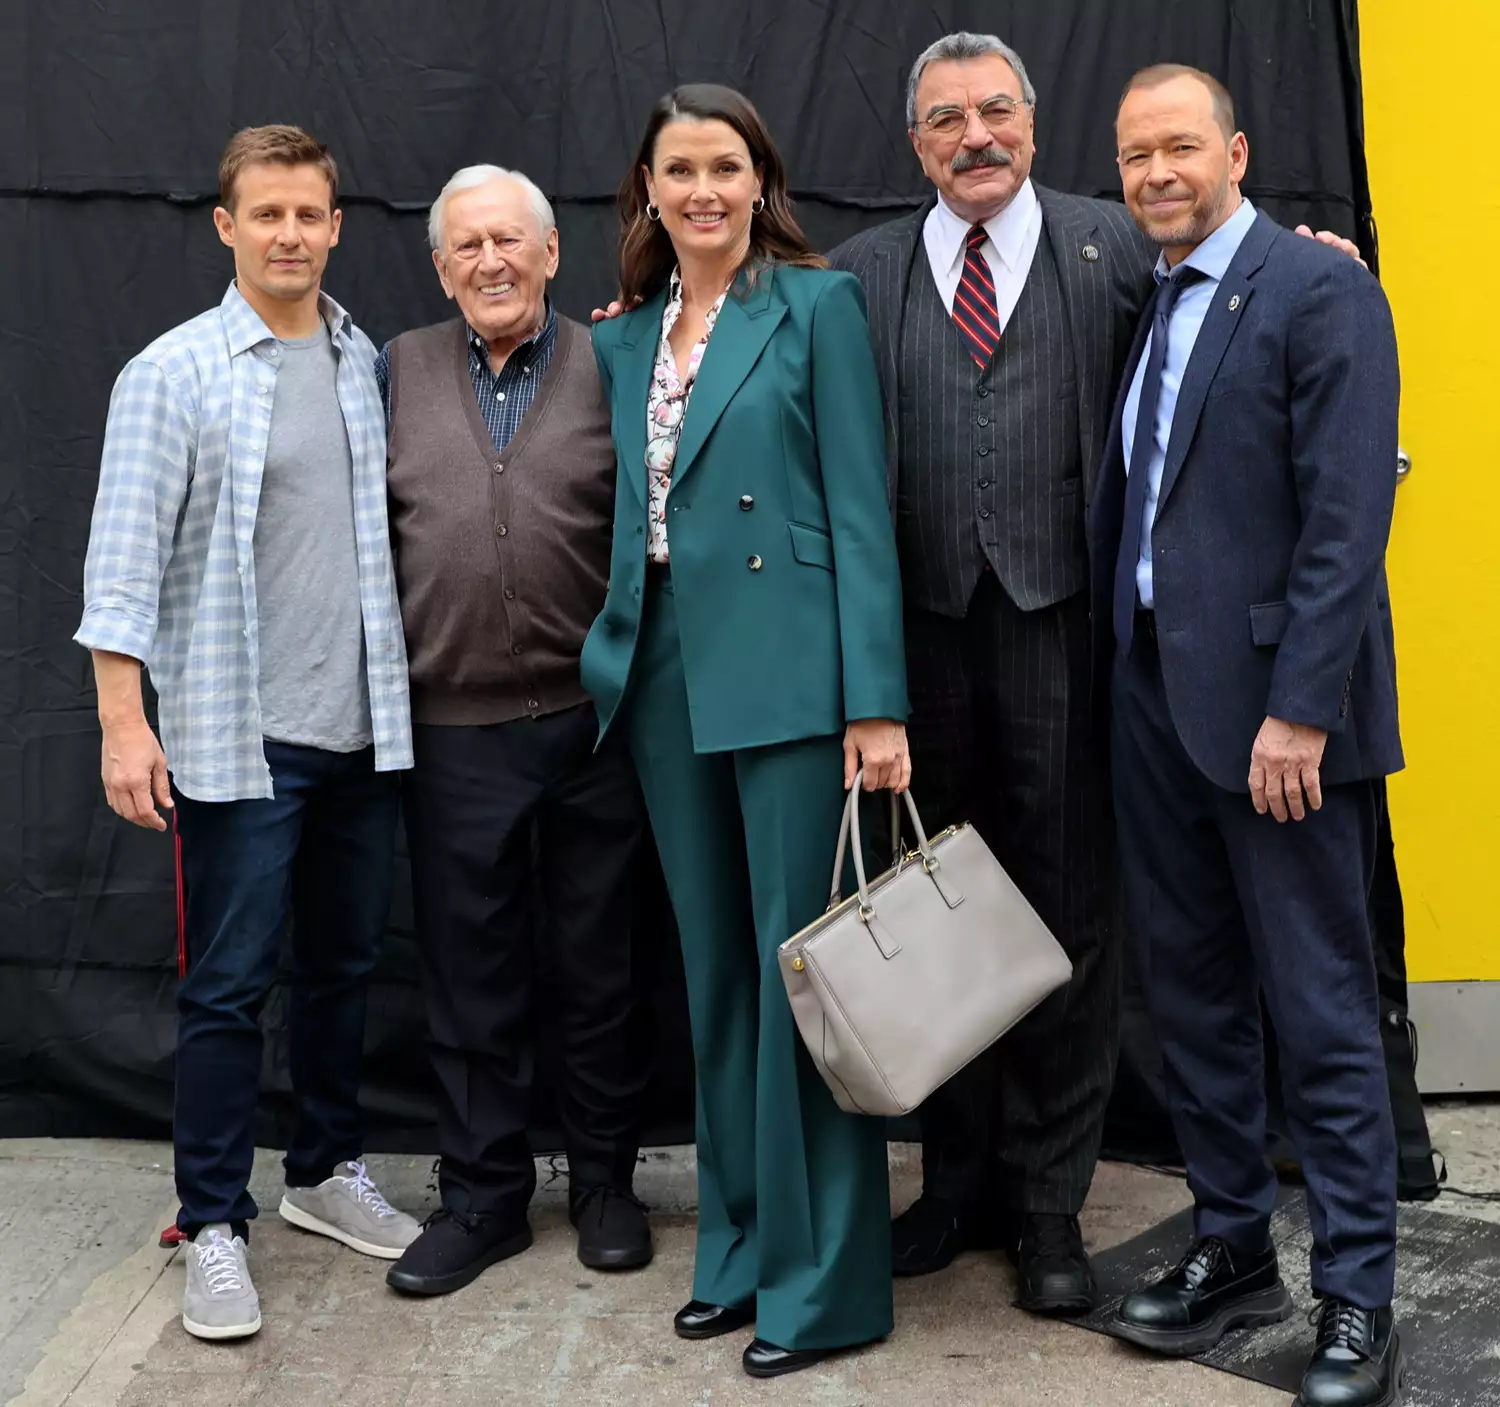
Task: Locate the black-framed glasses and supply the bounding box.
[918,97,1030,140]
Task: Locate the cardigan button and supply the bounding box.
[748,555,763,571]
[740,495,755,511]
[494,461,504,474]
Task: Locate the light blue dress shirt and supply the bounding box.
[76,283,413,802]
[1122,198,1258,607]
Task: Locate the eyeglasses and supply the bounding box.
[917,97,1030,140]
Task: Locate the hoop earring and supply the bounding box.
[751,196,766,214]
[645,202,661,222]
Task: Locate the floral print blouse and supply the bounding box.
[646,268,729,563]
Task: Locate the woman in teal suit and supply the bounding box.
[583,84,910,1378]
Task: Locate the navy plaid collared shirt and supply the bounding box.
[375,300,558,450]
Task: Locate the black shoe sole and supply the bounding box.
[742,1341,879,1379]
[1017,1284,1097,1317]
[578,1240,654,1272]
[1112,1282,1294,1358]
[385,1226,534,1296]
[674,1306,755,1340]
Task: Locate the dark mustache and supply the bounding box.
[951,145,1013,174]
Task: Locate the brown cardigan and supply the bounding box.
[386,314,617,725]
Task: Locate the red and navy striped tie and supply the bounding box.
[952,223,1000,367]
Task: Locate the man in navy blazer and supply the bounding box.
[1091,66,1405,1407]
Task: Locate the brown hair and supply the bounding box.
[218,124,339,211]
[1119,63,1237,139]
[616,84,825,305]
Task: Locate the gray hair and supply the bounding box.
[905,32,1038,129]
[427,164,556,251]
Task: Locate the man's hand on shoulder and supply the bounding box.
[590,296,641,324]
[1248,715,1328,823]
[1293,225,1367,270]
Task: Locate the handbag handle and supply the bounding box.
[827,770,936,913]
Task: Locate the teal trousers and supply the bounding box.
[623,572,894,1351]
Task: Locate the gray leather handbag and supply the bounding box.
[778,775,1073,1117]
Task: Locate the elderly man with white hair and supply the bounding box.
[375,165,653,1296]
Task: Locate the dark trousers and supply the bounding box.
[404,706,646,1219]
[624,572,893,1351]
[904,575,1117,1215]
[172,742,399,1234]
[1111,631,1398,1308]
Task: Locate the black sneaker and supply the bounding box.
[1015,1213,1096,1316]
[385,1207,532,1296]
[1295,1300,1404,1407]
[571,1186,653,1271]
[1112,1235,1293,1356]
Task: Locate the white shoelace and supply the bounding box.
[338,1160,397,1218]
[195,1231,245,1295]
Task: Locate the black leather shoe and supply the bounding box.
[891,1195,1012,1277]
[1112,1236,1293,1356]
[385,1208,532,1295]
[674,1299,755,1340]
[571,1185,653,1271]
[743,1337,877,1378]
[1295,1301,1404,1406]
[1015,1213,1096,1316]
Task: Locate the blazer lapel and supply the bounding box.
[1035,188,1107,501]
[609,288,667,507]
[669,270,786,490]
[862,205,929,502]
[1155,212,1277,514]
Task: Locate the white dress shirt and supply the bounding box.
[921,178,1044,337]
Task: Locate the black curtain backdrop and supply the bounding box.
[1,0,1372,1157]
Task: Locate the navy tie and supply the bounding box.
[1113,268,1203,653]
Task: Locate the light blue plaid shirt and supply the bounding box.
[75,282,413,802]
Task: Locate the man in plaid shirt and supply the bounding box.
[75,125,419,1342]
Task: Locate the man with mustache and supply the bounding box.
[828,32,1363,1312]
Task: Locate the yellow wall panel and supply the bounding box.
[1361,2,1500,979]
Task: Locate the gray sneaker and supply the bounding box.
[278,1159,421,1260]
[182,1225,260,1340]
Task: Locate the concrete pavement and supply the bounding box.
[4,1103,1497,1406]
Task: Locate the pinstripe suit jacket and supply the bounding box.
[828,187,1157,521]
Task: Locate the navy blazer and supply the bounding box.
[1088,210,1404,791]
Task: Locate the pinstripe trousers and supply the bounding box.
[903,573,1119,1216]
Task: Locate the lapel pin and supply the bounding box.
[1081,243,1100,262]
[1228,294,1241,311]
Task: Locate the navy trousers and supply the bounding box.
[1111,632,1398,1309]
[403,707,646,1219]
[172,741,400,1234]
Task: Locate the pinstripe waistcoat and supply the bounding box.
[897,230,1079,617]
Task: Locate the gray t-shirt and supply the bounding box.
[252,325,372,752]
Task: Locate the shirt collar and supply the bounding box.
[467,297,556,368]
[931,178,1039,275]
[1153,197,1258,287]
[220,280,351,356]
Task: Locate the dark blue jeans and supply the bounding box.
[172,742,399,1234]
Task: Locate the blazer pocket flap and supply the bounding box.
[1249,600,1291,646]
[788,522,835,571]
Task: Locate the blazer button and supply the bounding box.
[740,495,755,511]
[747,555,763,571]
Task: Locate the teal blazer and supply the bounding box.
[582,264,909,753]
